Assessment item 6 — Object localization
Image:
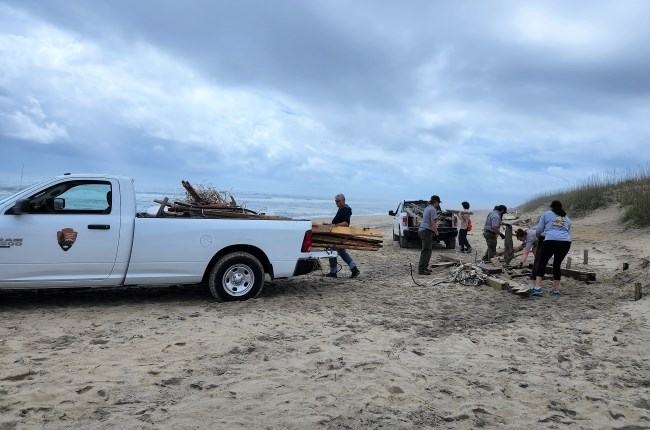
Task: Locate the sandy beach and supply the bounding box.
[1,206,649,429]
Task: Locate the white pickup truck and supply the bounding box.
[0,174,329,301]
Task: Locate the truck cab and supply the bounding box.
[0,175,133,285]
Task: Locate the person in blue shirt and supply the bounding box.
[482,205,507,262]
[417,195,441,275]
[531,200,572,296]
[325,193,361,279]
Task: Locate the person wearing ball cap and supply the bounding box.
[482,204,507,263]
[417,195,441,275]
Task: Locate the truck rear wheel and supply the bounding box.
[209,252,264,302]
[399,234,409,248]
[445,238,456,249]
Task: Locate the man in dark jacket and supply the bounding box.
[325,193,361,278]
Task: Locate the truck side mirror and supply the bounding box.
[13,199,32,215]
[388,210,395,216]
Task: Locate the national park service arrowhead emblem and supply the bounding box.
[57,228,78,251]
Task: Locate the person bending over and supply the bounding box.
[531,200,572,296]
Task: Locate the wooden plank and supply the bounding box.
[311,239,382,249]
[181,180,204,203]
[311,234,382,244]
[156,197,168,218]
[404,208,422,221]
[514,285,531,295]
[312,245,380,251]
[533,264,596,282]
[485,277,509,291]
[311,224,383,238]
[444,209,474,215]
[439,255,470,263]
[407,204,424,215]
[430,261,458,268]
[503,225,514,265]
[480,265,503,275]
[635,282,642,301]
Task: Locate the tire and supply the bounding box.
[445,238,456,249]
[208,252,264,302]
[399,234,409,248]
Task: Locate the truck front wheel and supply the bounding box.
[209,252,264,302]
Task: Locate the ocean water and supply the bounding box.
[135,189,390,219]
[0,184,391,220]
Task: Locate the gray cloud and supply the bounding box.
[2,0,650,207]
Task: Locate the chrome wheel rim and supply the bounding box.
[222,264,255,297]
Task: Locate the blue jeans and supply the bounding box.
[329,249,356,273]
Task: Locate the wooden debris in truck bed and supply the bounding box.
[181,180,237,206]
[311,224,383,251]
[148,180,292,219]
[154,199,291,220]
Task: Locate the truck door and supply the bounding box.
[0,180,121,284]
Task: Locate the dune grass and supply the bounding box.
[518,168,650,228]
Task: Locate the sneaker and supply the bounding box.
[418,269,432,275]
[350,267,360,278]
[466,248,472,253]
[531,287,543,296]
[550,289,561,296]
[324,272,337,278]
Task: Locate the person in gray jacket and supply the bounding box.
[417,195,441,275]
[482,205,507,263]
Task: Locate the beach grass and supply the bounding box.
[519,167,650,227]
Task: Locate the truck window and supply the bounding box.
[30,181,112,214]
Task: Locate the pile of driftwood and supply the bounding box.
[311,224,383,251]
[152,180,291,220]
[404,202,462,227]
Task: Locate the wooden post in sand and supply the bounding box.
[634,283,642,301]
[623,263,629,271]
[583,249,589,265]
[566,257,572,269]
[503,225,514,265]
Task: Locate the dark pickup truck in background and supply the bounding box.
[388,199,458,249]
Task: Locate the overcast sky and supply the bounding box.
[1,0,649,209]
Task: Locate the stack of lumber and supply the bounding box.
[311,224,383,251]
